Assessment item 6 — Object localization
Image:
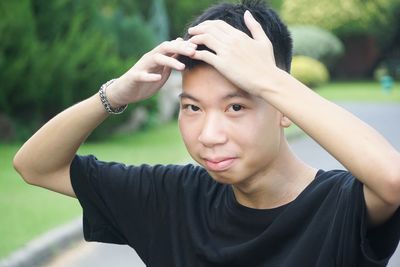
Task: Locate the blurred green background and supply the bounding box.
[1,0,400,259]
[1,0,399,142]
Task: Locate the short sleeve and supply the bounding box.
[360,188,400,265]
[337,172,400,266]
[70,155,185,261]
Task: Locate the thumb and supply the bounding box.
[244,10,268,41]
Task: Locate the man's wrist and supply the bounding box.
[258,68,291,100]
[99,79,128,115]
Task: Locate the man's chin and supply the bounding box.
[206,170,238,185]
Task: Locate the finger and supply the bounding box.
[188,20,232,36]
[134,71,162,82]
[188,21,231,43]
[155,40,197,57]
[189,34,223,53]
[153,53,185,70]
[190,50,218,66]
[244,10,269,41]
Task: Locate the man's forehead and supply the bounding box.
[180,68,252,95]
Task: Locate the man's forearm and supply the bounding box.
[262,71,400,205]
[14,93,108,183]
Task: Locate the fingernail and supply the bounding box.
[185,47,194,53]
[245,10,253,18]
[188,42,197,48]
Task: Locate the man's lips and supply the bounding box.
[203,157,237,172]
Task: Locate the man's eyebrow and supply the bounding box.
[222,91,251,100]
[179,92,199,102]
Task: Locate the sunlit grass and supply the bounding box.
[317,80,400,102]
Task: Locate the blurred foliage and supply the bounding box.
[291,56,330,88]
[289,25,344,69]
[0,0,165,141]
[165,0,222,37]
[268,0,284,10]
[102,10,157,60]
[2,0,399,141]
[164,0,283,38]
[149,0,170,43]
[104,0,219,38]
[281,0,400,44]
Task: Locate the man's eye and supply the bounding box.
[190,105,200,111]
[229,104,243,112]
[182,104,200,112]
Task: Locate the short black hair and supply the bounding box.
[179,0,292,72]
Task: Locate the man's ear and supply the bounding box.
[280,114,292,128]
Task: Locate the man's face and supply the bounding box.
[179,65,286,185]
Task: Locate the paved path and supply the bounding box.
[44,102,400,267]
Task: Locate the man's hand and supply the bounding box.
[107,38,197,107]
[187,10,283,96]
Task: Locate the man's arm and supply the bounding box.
[187,11,400,226]
[13,95,108,197]
[13,39,196,197]
[268,74,400,226]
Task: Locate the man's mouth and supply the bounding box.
[203,157,237,172]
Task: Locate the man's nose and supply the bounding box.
[198,113,228,147]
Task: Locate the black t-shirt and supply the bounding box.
[70,155,400,267]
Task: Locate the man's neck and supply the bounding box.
[232,140,317,209]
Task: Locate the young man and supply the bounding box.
[13,1,400,266]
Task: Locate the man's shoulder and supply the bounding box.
[301,169,360,201]
[315,169,356,186]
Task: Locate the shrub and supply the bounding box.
[289,25,344,68]
[105,10,157,60]
[291,56,330,88]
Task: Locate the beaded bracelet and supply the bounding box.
[99,79,127,114]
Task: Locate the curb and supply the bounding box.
[0,218,83,267]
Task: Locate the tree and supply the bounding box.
[281,0,400,44]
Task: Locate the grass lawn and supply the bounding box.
[0,121,190,259]
[317,80,400,102]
